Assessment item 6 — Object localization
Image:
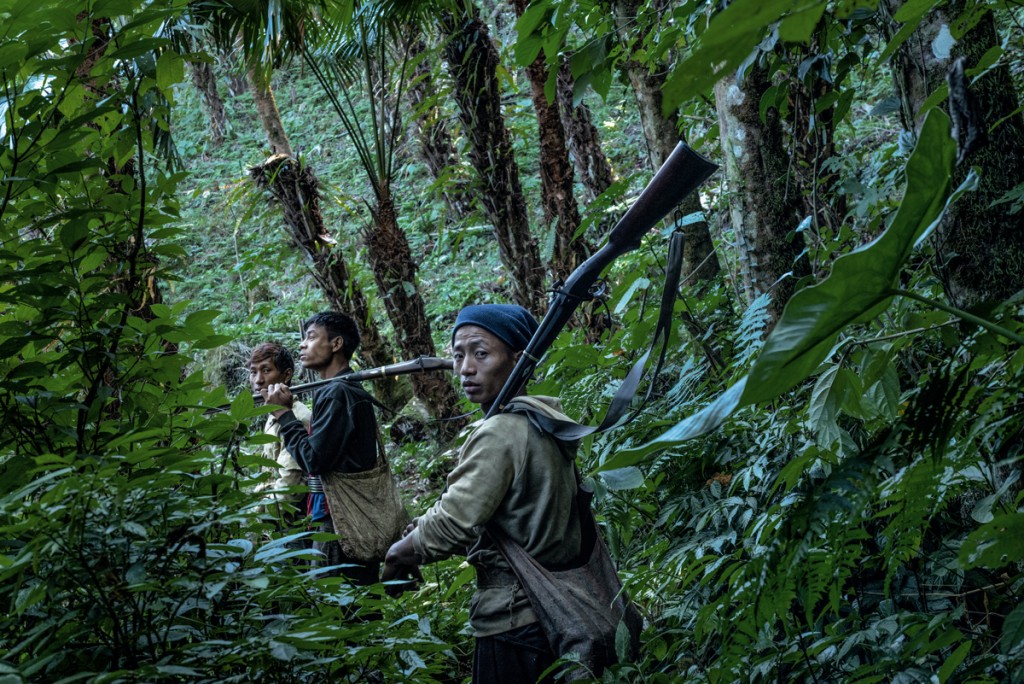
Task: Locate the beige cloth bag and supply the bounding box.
[320,431,410,563]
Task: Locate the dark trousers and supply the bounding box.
[473,623,557,684]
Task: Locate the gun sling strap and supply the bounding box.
[521,214,698,442]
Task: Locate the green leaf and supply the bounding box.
[442,564,476,601]
[834,88,856,123]
[970,471,1020,523]
[807,362,848,447]
[779,3,827,43]
[613,277,650,315]
[878,17,925,63]
[615,618,633,663]
[893,0,941,23]
[514,1,552,66]
[108,37,168,62]
[599,467,645,491]
[937,640,971,681]
[959,512,1024,569]
[184,309,221,328]
[739,109,957,406]
[832,0,880,19]
[662,0,823,110]
[597,379,747,471]
[156,50,184,91]
[1001,604,1024,656]
[603,110,966,467]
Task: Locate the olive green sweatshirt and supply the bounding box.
[410,396,582,637]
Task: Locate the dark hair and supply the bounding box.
[247,342,295,375]
[303,311,361,359]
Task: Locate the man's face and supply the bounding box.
[248,357,291,393]
[299,324,341,372]
[452,325,518,413]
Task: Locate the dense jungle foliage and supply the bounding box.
[2,0,1023,682]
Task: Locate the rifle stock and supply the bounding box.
[486,142,718,418]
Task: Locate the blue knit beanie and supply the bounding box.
[452,304,539,352]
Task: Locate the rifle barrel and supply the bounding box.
[252,356,453,405]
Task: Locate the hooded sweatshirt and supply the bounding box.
[410,396,582,637]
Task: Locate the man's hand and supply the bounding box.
[382,560,423,598]
[263,383,294,418]
[382,529,424,597]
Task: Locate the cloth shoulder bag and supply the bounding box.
[487,473,642,680]
[320,428,411,563]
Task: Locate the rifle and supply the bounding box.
[486,142,718,419]
[251,355,453,406]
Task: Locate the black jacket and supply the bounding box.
[277,369,379,475]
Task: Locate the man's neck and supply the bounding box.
[316,358,350,380]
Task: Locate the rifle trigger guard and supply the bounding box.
[588,279,609,301]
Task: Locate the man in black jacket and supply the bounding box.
[263,311,380,585]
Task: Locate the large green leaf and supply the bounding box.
[741,110,959,405]
[599,378,747,471]
[1002,603,1024,656]
[661,0,825,112]
[598,110,961,471]
[960,512,1024,570]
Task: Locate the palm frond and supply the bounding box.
[190,0,338,82]
[302,2,416,202]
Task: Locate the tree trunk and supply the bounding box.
[885,0,1024,310]
[247,70,292,156]
[609,0,720,284]
[715,65,811,325]
[188,59,227,145]
[439,4,546,313]
[556,57,617,203]
[510,0,590,282]
[406,37,474,223]
[248,156,409,410]
[364,192,463,431]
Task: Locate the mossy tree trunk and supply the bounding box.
[248,70,292,156]
[608,0,720,285]
[886,0,1024,310]
[217,49,248,96]
[715,64,811,326]
[364,192,463,432]
[406,37,474,223]
[556,56,617,204]
[188,58,227,146]
[249,156,408,410]
[245,73,405,406]
[439,3,546,313]
[510,0,591,283]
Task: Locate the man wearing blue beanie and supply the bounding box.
[384,304,583,683]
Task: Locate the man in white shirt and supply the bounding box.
[248,342,311,520]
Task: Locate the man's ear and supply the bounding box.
[330,336,346,354]
[513,350,523,363]
[282,368,294,384]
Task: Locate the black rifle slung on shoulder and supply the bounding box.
[486,142,719,418]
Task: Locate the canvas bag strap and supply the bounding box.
[485,462,591,569]
[374,424,387,468]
